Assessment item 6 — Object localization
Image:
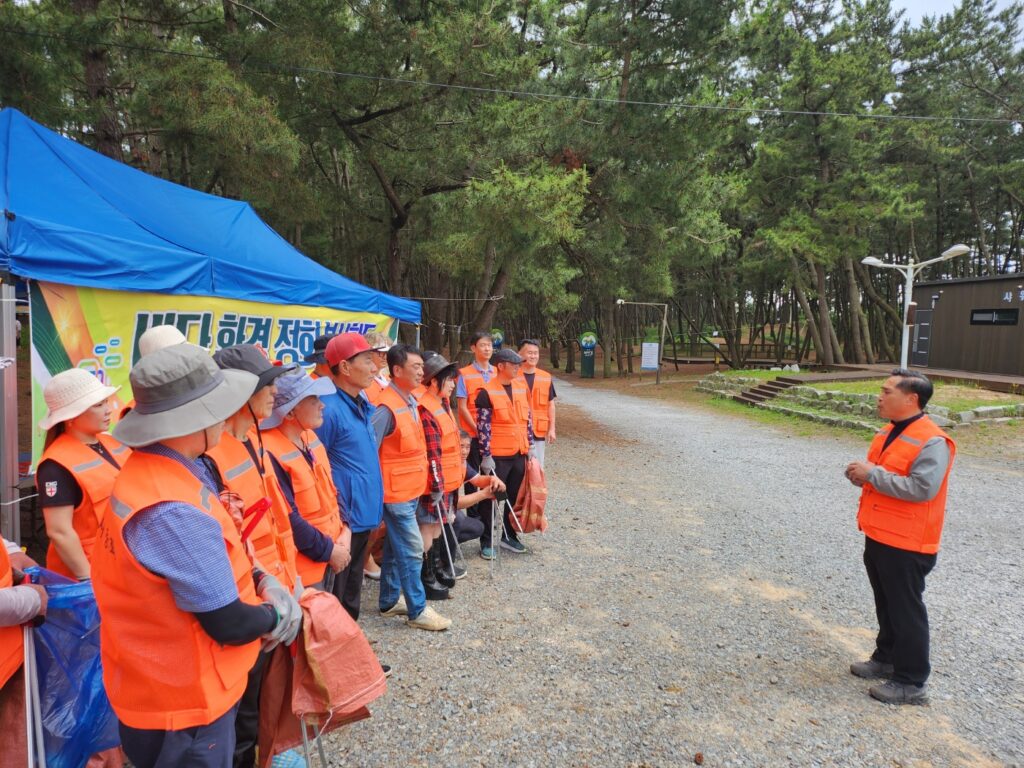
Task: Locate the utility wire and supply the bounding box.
[1,26,1020,126]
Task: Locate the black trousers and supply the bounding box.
[477,453,526,547]
[863,536,937,686]
[331,529,371,621]
[232,649,269,768]
[122,703,239,768]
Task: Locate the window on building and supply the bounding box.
[970,308,1019,326]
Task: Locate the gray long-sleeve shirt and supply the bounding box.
[867,436,951,503]
[1,537,42,627]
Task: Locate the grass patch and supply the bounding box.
[721,369,787,380]
[812,379,1023,412]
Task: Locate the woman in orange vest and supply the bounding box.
[0,539,47,768]
[95,343,299,768]
[261,370,352,590]
[415,353,463,598]
[36,369,130,580]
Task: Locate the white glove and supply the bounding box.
[258,574,302,650]
[480,455,496,475]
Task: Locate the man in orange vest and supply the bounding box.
[371,343,451,631]
[207,344,303,768]
[517,338,557,468]
[845,369,955,705]
[94,344,301,768]
[475,347,534,559]
[456,331,494,438]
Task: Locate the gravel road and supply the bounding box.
[324,378,1023,767]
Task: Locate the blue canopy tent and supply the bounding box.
[0,108,419,322]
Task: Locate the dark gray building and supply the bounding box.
[913,274,1024,376]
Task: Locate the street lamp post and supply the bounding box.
[616,299,669,384]
[861,244,970,369]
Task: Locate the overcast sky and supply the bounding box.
[898,0,1015,23]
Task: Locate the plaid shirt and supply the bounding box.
[418,403,445,518]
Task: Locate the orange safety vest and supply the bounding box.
[416,389,463,494]
[364,378,386,406]
[377,386,429,504]
[206,429,299,591]
[481,379,530,457]
[92,450,261,730]
[458,363,493,433]
[0,544,24,689]
[262,428,343,587]
[38,432,130,578]
[519,368,553,439]
[858,416,956,555]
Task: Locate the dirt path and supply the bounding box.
[326,379,1023,767]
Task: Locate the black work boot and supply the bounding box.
[433,541,456,589]
[421,549,449,601]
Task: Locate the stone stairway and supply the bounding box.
[732,377,795,407]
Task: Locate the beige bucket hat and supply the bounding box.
[114,344,257,447]
[39,369,120,431]
[138,324,187,357]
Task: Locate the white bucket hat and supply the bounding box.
[39,369,120,431]
[260,370,336,430]
[139,324,187,357]
[114,344,257,447]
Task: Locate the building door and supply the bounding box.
[911,309,933,367]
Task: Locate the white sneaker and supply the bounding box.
[407,605,451,631]
[380,595,408,617]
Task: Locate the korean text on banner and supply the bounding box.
[29,281,396,467]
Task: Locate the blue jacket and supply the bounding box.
[314,386,384,533]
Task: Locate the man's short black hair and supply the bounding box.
[519,338,541,350]
[891,368,934,409]
[387,343,424,377]
[469,331,493,347]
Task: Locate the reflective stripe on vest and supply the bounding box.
[857,416,956,554]
[38,432,129,578]
[92,450,260,730]
[482,379,530,457]
[378,386,429,504]
[0,545,23,688]
[416,390,463,494]
[263,428,343,587]
[205,430,298,590]
[520,368,552,438]
[458,364,492,432]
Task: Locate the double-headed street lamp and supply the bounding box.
[616,298,669,384]
[861,244,971,369]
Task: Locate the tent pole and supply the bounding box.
[0,280,19,542]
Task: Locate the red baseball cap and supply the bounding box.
[326,332,372,366]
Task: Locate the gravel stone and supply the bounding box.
[317,379,1023,767]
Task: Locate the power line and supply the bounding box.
[1,26,1020,126]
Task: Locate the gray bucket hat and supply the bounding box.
[422,352,457,385]
[114,344,258,447]
[260,370,336,430]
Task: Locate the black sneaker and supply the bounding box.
[500,535,527,554]
[850,659,894,679]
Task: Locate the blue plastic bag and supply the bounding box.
[25,567,120,768]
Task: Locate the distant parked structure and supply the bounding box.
[913,274,1024,377]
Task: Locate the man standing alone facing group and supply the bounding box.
[845,369,955,705]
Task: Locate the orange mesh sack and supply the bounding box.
[513,457,548,534]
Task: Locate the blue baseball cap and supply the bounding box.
[260,370,335,429]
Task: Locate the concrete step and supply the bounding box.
[732,393,764,407]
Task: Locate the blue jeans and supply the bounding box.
[379,499,426,619]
